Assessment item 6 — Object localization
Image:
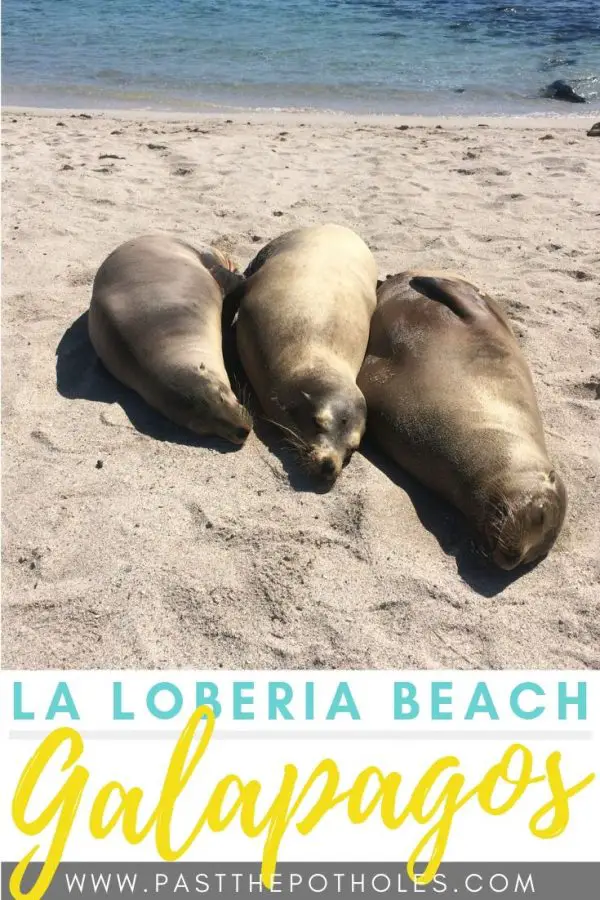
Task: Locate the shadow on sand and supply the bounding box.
[361,437,538,598]
[56,311,542,590]
[55,311,241,453]
[252,416,336,495]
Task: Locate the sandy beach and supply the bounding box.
[1,107,599,670]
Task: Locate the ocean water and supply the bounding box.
[2,0,600,114]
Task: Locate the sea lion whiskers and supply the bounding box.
[264,416,309,452]
[483,488,522,548]
[230,373,254,415]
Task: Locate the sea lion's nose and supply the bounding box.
[234,425,251,443]
[320,458,337,477]
[493,549,522,571]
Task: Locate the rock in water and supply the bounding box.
[587,122,600,137]
[542,79,586,103]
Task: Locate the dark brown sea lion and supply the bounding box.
[89,234,252,444]
[236,224,378,483]
[542,79,586,103]
[357,272,567,569]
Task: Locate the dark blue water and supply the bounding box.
[2,0,600,113]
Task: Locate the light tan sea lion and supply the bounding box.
[357,272,567,569]
[236,224,378,483]
[89,234,252,444]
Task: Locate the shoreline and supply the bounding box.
[4,77,600,120]
[4,105,600,130]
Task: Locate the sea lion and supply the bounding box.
[89,234,252,444]
[236,224,378,483]
[357,272,567,569]
[542,79,586,103]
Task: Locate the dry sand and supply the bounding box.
[2,108,599,670]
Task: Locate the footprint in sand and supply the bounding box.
[324,489,371,563]
[582,378,600,400]
[566,270,594,282]
[30,429,60,452]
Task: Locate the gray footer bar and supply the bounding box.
[2,863,599,900]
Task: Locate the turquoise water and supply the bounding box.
[3,0,600,114]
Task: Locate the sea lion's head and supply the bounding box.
[190,378,253,445]
[483,468,567,570]
[169,366,252,445]
[275,372,366,484]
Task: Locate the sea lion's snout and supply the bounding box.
[276,377,366,483]
[309,410,362,484]
[486,472,567,570]
[216,399,253,446]
[491,547,524,571]
[320,458,337,477]
[230,422,252,445]
[212,416,252,446]
[188,381,253,446]
[315,453,342,483]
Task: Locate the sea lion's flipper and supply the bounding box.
[196,249,245,298]
[180,244,246,326]
[409,275,485,320]
[409,275,513,332]
[244,242,279,277]
[205,261,245,298]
